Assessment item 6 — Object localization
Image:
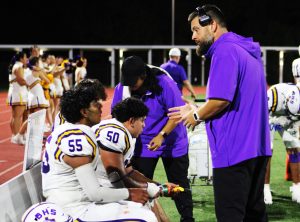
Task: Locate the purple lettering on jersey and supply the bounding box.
[47,135,52,144]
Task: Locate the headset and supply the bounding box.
[195,6,212,27]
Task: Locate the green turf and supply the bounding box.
[154,131,299,222]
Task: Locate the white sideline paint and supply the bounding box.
[0,120,10,126]
[0,110,10,114]
[0,137,11,143]
[0,161,23,177]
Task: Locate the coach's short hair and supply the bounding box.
[188,4,227,28]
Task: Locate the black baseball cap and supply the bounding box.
[121,56,146,87]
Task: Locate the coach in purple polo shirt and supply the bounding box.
[169,5,271,222]
[111,56,194,222]
[160,48,196,98]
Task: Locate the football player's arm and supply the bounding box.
[125,165,158,184]
[101,150,161,198]
[100,149,148,188]
[63,154,131,203]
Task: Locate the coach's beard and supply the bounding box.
[195,38,213,56]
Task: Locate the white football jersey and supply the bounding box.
[92,118,136,185]
[267,83,299,116]
[52,111,67,132]
[292,58,300,86]
[42,122,98,216]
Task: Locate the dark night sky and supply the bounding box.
[1,0,300,46]
[0,0,299,89]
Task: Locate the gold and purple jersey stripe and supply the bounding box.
[56,129,97,159]
[95,124,130,154]
[59,112,65,125]
[54,147,64,161]
[270,87,278,112]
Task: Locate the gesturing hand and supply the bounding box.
[168,104,196,124]
[182,109,199,130]
[147,134,164,151]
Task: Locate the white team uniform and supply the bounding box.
[52,111,67,132]
[42,122,156,221]
[92,118,136,187]
[292,58,300,87]
[22,202,73,222]
[25,71,49,109]
[268,83,300,149]
[7,61,28,106]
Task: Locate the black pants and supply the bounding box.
[213,156,269,222]
[132,154,194,222]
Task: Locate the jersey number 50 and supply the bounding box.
[106,131,119,143]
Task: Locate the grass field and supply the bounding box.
[154,132,300,222]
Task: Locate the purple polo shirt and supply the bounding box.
[160,60,187,92]
[205,32,272,168]
[112,74,188,158]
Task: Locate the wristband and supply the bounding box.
[159,131,168,138]
[193,111,202,123]
[147,182,160,198]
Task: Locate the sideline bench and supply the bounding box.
[0,162,43,222]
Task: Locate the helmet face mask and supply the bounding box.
[22,202,73,222]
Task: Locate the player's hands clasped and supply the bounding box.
[128,188,150,205]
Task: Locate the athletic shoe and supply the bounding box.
[11,134,25,145]
[11,134,18,144]
[264,184,273,205]
[292,184,300,203]
[291,184,300,202]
